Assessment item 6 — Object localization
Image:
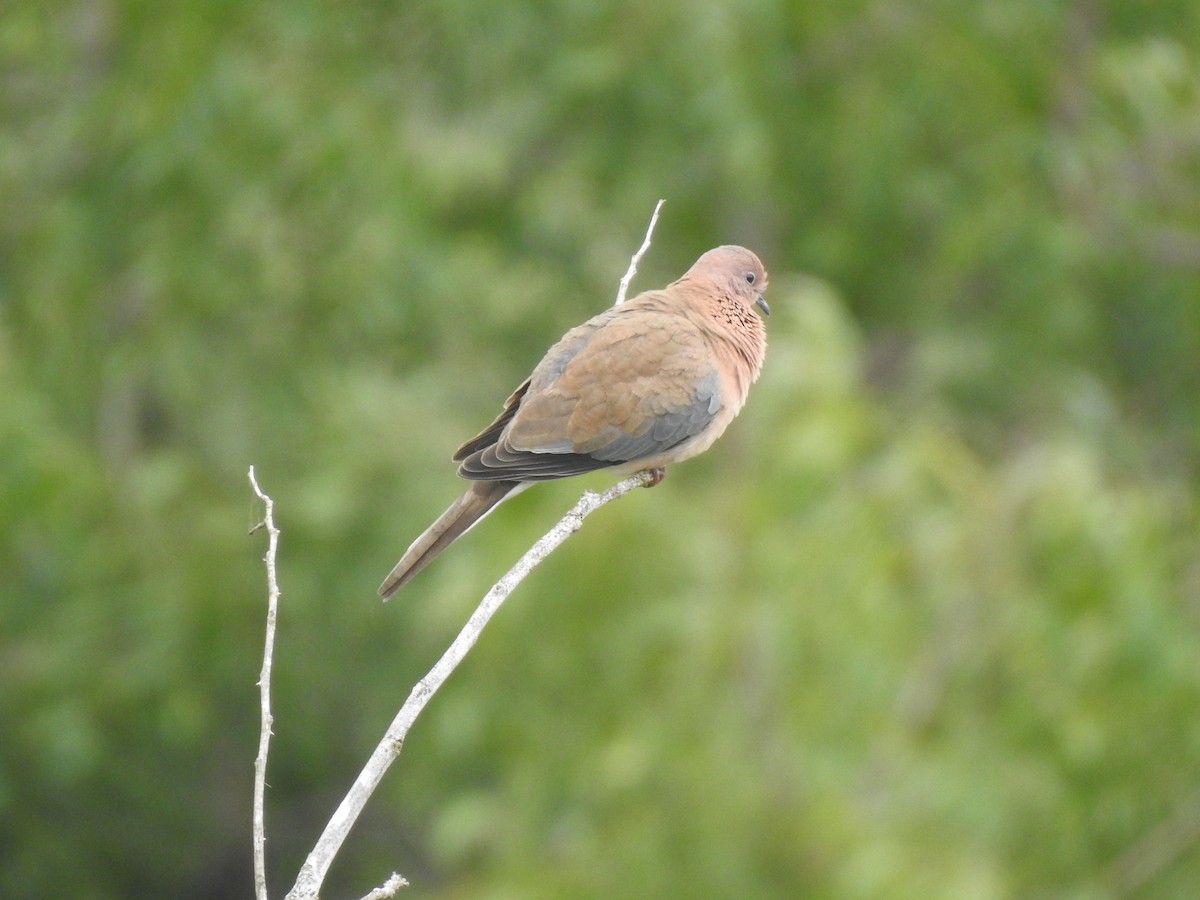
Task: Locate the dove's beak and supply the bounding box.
[755,295,770,316]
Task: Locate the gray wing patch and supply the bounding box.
[458,445,612,481]
[587,368,722,461]
[456,367,723,481]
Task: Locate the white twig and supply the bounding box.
[358,872,409,899]
[248,465,281,900]
[615,198,665,305]
[285,206,667,897]
[284,471,655,900]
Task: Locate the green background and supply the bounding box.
[4,2,1199,897]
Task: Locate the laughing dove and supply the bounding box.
[378,245,770,598]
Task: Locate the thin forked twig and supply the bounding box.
[281,202,667,899]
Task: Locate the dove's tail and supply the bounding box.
[378,480,523,599]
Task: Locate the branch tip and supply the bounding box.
[615,198,666,305]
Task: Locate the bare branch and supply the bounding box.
[248,465,281,900]
[615,198,665,305]
[358,872,409,899]
[284,207,668,897]
[285,470,655,900]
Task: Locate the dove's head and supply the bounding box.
[684,245,770,316]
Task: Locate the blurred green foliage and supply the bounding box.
[3,1,1199,897]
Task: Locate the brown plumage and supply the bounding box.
[378,245,769,598]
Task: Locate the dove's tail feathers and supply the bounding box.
[378,480,523,599]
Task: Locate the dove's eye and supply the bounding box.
[744,271,756,285]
